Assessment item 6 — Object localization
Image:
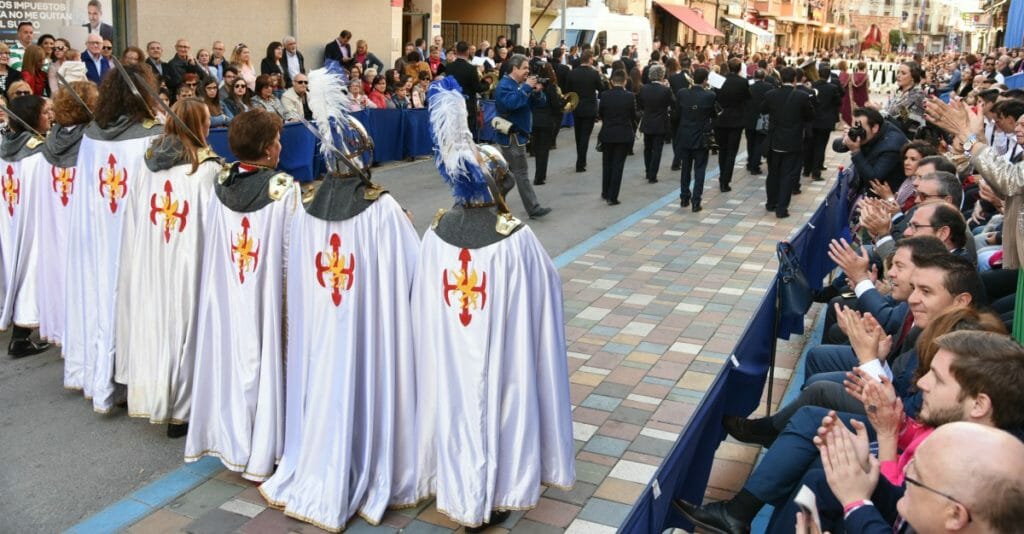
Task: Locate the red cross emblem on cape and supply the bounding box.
[98,153,128,213]
[230,216,260,283]
[315,233,355,307]
[52,166,75,206]
[442,248,487,326]
[149,180,190,243]
[2,164,19,217]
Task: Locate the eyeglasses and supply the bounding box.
[102,46,112,51]
[234,83,247,88]
[54,46,66,51]
[908,222,934,231]
[916,191,944,201]
[294,80,308,85]
[185,82,197,86]
[14,91,30,96]
[87,41,102,46]
[904,461,972,523]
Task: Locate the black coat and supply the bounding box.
[566,65,604,119]
[324,40,353,67]
[554,62,571,94]
[811,78,842,129]
[674,86,717,150]
[668,71,691,94]
[745,79,774,129]
[260,57,291,88]
[597,87,638,143]
[532,82,564,130]
[713,73,751,129]
[445,58,486,113]
[146,57,165,79]
[761,85,814,153]
[165,55,205,95]
[637,82,674,135]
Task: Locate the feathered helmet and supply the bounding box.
[307,63,374,177]
[427,76,494,205]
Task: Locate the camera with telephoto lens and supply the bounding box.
[848,124,867,142]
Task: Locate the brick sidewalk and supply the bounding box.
[115,154,838,534]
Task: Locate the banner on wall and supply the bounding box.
[0,0,114,47]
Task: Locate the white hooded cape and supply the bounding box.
[114,156,220,424]
[258,194,420,532]
[63,132,156,411]
[0,150,46,330]
[36,158,79,344]
[411,226,576,527]
[184,176,299,481]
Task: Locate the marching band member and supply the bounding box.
[259,66,420,532]
[411,77,575,532]
[115,97,221,437]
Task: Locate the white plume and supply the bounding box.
[307,67,355,169]
[429,83,477,182]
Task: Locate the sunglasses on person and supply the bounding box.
[54,46,66,51]
[102,45,112,51]
[294,80,308,85]
[14,90,30,96]
[234,83,247,89]
[185,82,197,86]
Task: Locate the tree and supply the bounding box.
[888,29,903,51]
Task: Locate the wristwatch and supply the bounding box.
[963,133,978,155]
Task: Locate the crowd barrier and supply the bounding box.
[206,109,435,182]
[1007,73,1024,90]
[619,172,853,533]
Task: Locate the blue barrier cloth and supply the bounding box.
[207,121,317,182]
[1007,0,1024,48]
[1006,73,1024,90]
[618,175,852,534]
[403,108,433,158]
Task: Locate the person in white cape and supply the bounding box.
[0,95,52,358]
[63,63,162,412]
[114,98,222,438]
[37,80,98,348]
[411,77,576,531]
[258,66,420,533]
[185,109,298,480]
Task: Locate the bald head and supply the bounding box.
[898,422,1024,533]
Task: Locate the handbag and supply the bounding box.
[777,241,812,317]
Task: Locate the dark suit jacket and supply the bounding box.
[566,65,603,119]
[146,57,165,79]
[811,78,842,129]
[81,52,110,85]
[713,73,750,129]
[674,86,717,150]
[554,62,571,94]
[597,87,637,143]
[165,55,205,95]
[445,58,486,114]
[745,79,773,129]
[761,85,813,153]
[260,58,292,87]
[668,71,691,94]
[323,40,352,67]
[637,82,673,135]
[83,23,114,42]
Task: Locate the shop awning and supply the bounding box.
[655,1,724,37]
[723,17,774,39]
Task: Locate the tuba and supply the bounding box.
[562,91,579,113]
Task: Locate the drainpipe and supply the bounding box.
[291,0,299,40]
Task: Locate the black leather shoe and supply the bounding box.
[167,423,189,439]
[533,179,546,185]
[813,285,841,303]
[466,510,512,533]
[792,189,802,195]
[575,166,586,173]
[720,185,732,192]
[765,204,776,212]
[723,416,778,447]
[776,210,790,219]
[672,499,749,534]
[692,203,702,213]
[529,207,552,219]
[680,198,690,208]
[8,339,50,359]
[749,168,762,175]
[811,174,824,182]
[607,199,621,206]
[802,170,811,177]
[647,178,658,183]
[671,163,681,171]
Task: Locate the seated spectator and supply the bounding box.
[351,39,384,73]
[176,83,194,101]
[869,140,939,213]
[0,43,25,97]
[121,45,144,66]
[221,76,251,119]
[361,67,376,95]
[347,79,374,110]
[176,72,199,103]
[348,63,363,87]
[402,50,430,82]
[268,72,284,99]
[250,74,286,119]
[202,78,230,127]
[426,45,445,76]
[280,72,310,121]
[7,80,32,99]
[391,84,411,109]
[20,44,47,97]
[219,65,239,101]
[410,71,430,109]
[260,41,290,88]
[366,74,391,109]
[384,68,401,89]
[833,107,909,194]
[231,43,256,90]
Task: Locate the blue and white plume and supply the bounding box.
[307,65,368,174]
[427,76,491,205]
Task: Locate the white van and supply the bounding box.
[542,0,653,66]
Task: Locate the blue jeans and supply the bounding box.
[804,345,859,382]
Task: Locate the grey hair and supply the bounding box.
[282,36,296,45]
[508,53,529,70]
[922,171,963,208]
[648,64,665,82]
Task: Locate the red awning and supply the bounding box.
[655,1,724,37]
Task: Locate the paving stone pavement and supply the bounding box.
[114,149,843,533]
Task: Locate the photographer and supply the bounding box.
[494,53,552,219]
[833,107,909,194]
